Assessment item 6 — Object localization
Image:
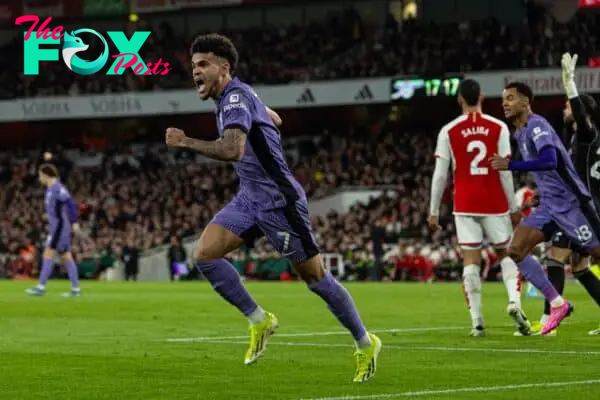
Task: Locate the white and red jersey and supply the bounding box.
[516,186,535,216]
[434,112,512,215]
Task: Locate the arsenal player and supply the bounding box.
[428,79,529,337]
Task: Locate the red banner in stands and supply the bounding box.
[131,0,242,12]
[589,57,600,68]
[580,0,600,7]
[22,0,82,18]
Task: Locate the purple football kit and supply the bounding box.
[45,181,77,253]
[211,78,319,263]
[516,114,600,250]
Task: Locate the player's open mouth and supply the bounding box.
[195,79,206,94]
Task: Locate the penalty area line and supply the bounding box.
[299,379,600,400]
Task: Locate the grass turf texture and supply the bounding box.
[0,281,599,400]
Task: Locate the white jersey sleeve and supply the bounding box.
[497,121,518,212]
[430,126,452,216]
[434,126,451,161]
[498,122,512,158]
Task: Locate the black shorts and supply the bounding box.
[550,230,589,256]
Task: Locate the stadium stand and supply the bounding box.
[2,5,599,98]
[0,0,593,283]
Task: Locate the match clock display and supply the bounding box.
[390,76,463,100]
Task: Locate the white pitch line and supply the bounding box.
[195,339,600,356]
[165,326,468,342]
[299,379,600,400]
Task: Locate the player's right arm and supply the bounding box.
[165,91,251,162]
[428,126,451,231]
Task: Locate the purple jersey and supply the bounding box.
[216,78,304,209]
[45,181,74,233]
[515,114,591,213]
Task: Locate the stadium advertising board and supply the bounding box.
[4,67,600,122]
[466,66,600,97]
[0,78,389,121]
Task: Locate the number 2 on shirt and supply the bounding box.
[467,140,488,176]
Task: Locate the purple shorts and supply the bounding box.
[211,194,320,264]
[45,229,71,253]
[522,201,600,250]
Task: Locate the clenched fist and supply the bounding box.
[165,127,187,147]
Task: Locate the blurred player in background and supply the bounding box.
[165,33,381,382]
[428,79,530,337]
[26,164,81,297]
[489,81,595,335]
[523,53,600,336]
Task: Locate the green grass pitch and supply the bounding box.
[0,280,599,399]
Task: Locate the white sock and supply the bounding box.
[247,307,266,325]
[356,333,372,349]
[500,257,521,308]
[550,296,565,308]
[463,264,483,328]
[72,287,80,292]
[36,284,45,290]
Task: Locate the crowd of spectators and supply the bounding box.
[2,8,599,99]
[0,125,526,282]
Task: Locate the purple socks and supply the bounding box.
[195,261,367,342]
[518,256,561,302]
[39,258,80,289]
[195,258,259,316]
[63,259,80,289]
[309,273,367,341]
[38,258,55,286]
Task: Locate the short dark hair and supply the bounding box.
[581,93,600,128]
[39,163,58,178]
[458,79,481,106]
[190,33,238,72]
[505,81,534,103]
[581,94,597,115]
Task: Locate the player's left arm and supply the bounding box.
[58,187,80,232]
[266,106,282,126]
[562,52,598,143]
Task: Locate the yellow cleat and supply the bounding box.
[244,312,279,365]
[591,264,600,279]
[589,324,600,335]
[353,333,382,383]
[531,320,556,336]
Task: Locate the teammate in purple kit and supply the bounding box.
[164,33,381,382]
[26,164,81,297]
[489,82,588,335]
